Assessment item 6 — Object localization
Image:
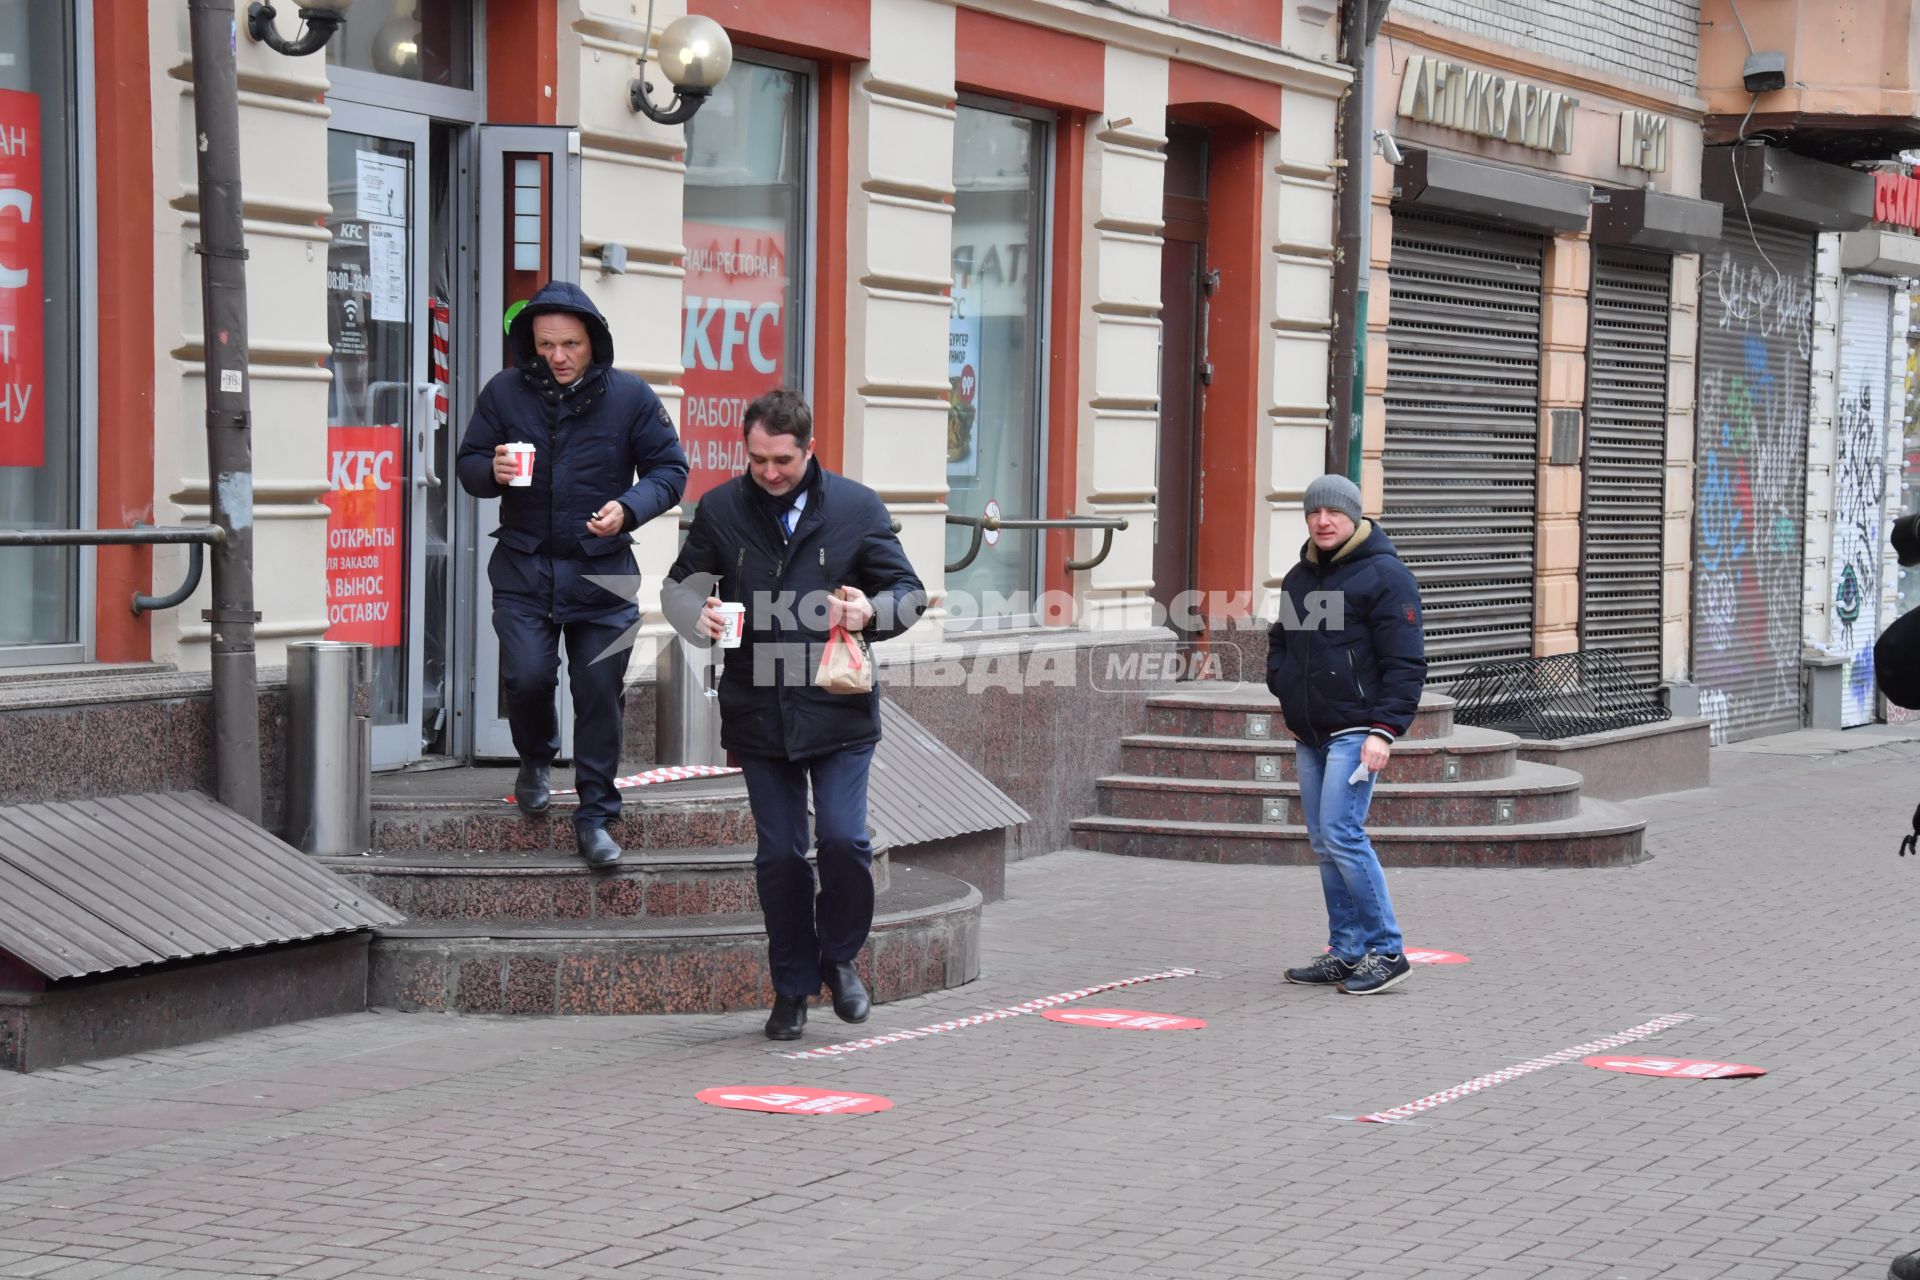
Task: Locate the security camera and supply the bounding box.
[1373,129,1405,167]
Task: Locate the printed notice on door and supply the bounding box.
[367,223,407,323]
[323,424,405,647]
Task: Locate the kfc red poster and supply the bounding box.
[681,221,787,501]
[0,90,44,469]
[322,425,405,647]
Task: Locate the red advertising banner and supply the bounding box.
[322,425,405,647]
[680,220,787,501]
[0,90,44,469]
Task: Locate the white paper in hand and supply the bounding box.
[1348,760,1371,785]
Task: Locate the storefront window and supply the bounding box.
[0,1,81,656]
[682,58,808,501]
[947,103,1048,624]
[327,1,474,89]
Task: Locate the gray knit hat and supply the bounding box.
[1302,473,1363,524]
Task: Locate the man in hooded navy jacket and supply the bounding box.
[457,281,689,868]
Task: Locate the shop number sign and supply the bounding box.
[322,425,404,647]
[0,90,43,468]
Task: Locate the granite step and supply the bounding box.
[371,774,754,854]
[366,864,982,1016]
[1118,725,1520,784]
[1070,797,1646,868]
[322,842,892,923]
[1144,685,1455,742]
[1094,759,1585,827]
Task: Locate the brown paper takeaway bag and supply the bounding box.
[814,626,874,695]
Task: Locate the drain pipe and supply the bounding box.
[187,0,263,824]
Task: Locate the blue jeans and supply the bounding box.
[1294,734,1403,960]
[736,745,877,999]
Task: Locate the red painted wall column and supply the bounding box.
[94,2,156,661]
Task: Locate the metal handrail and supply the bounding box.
[945,513,1129,574]
[0,524,226,615]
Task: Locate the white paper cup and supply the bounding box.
[715,602,746,649]
[503,442,536,487]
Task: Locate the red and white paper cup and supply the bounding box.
[715,602,746,648]
[503,441,536,487]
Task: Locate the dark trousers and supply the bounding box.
[736,745,877,999]
[494,606,631,833]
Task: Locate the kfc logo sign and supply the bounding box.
[680,222,788,500]
[330,448,398,492]
[0,90,43,469]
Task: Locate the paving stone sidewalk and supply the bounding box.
[1,732,1918,1279]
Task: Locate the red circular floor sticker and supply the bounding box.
[1582,1056,1766,1079]
[1040,1007,1207,1031]
[696,1086,893,1115]
[1405,949,1469,965]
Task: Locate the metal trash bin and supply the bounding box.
[286,640,373,855]
[656,633,725,766]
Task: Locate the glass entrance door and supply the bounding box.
[324,103,433,769]
[470,126,583,759]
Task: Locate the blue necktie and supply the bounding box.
[782,507,797,538]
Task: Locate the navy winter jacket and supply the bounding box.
[1265,520,1428,746]
[662,460,927,761]
[456,281,689,622]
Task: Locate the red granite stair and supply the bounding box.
[336,767,980,1014]
[1072,683,1646,868]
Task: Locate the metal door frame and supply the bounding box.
[469,125,583,759]
[327,101,433,770]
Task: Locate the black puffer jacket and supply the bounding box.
[1266,520,1427,746]
[456,281,689,621]
[663,460,926,760]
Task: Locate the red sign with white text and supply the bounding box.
[1874,172,1920,231]
[322,425,405,647]
[1039,1007,1208,1031]
[680,221,787,501]
[0,90,44,468]
[696,1086,893,1116]
[1582,1056,1766,1079]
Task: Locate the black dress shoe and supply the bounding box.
[515,761,551,814]
[576,826,621,868]
[765,994,807,1040]
[820,959,870,1024]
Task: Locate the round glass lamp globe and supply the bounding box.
[657,15,732,92]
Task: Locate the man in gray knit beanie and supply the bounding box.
[1265,474,1427,995]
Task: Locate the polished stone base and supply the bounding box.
[0,935,370,1073]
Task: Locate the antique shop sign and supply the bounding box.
[1397,54,1578,155]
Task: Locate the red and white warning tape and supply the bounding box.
[779,966,1199,1060]
[1356,1011,1696,1124]
[505,763,742,802]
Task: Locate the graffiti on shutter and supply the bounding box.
[1833,280,1893,726]
[1691,221,1814,744]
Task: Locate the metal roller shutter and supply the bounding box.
[1832,279,1893,727]
[1384,214,1543,685]
[1690,220,1815,743]
[1581,248,1672,696]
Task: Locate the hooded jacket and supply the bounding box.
[456,281,690,621]
[1265,519,1427,747]
[663,458,926,761]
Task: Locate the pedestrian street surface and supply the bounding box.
[0,729,1917,1278]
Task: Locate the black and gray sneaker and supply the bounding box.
[1340,952,1411,995]
[1284,954,1358,986]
